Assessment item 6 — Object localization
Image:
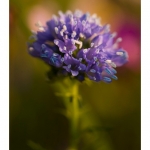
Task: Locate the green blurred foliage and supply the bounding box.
[10,0,140,150]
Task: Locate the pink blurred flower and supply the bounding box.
[26,3,58,31]
[117,18,140,71]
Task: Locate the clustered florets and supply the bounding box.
[28,10,128,83]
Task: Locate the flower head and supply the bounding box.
[28,10,128,83]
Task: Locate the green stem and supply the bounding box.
[68,83,79,150]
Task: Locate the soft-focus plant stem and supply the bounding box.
[68,82,79,150]
[50,78,81,150]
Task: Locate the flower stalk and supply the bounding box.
[69,83,79,150]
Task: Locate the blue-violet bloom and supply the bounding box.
[28,10,128,83]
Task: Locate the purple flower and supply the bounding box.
[28,10,128,83]
[63,54,86,76]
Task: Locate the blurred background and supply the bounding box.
[10,0,140,150]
